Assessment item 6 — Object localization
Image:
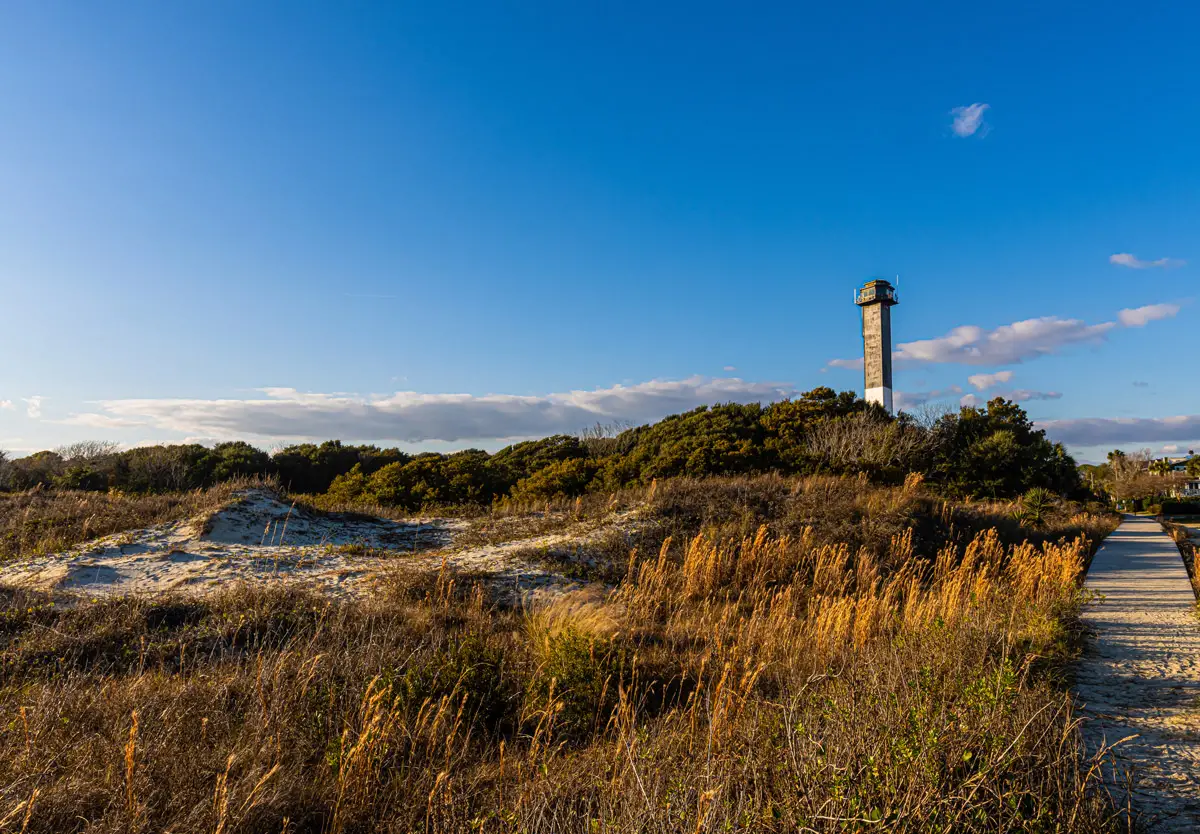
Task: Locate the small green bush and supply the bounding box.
[525,627,626,741]
[1160,500,1200,516]
[509,458,599,501]
[393,633,515,734]
[1014,487,1057,526]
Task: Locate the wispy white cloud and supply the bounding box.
[951,103,989,137]
[829,318,1111,369]
[58,413,148,430]
[1038,414,1200,447]
[1117,303,1180,327]
[895,383,1058,411]
[967,370,1014,391]
[61,377,798,444]
[960,389,1062,408]
[896,318,1114,365]
[0,400,13,411]
[1006,389,1063,402]
[1109,253,1185,269]
[894,386,963,411]
[22,397,44,419]
[722,365,737,372]
[829,302,1178,369]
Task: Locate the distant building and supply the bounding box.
[1155,452,1195,475]
[1175,478,1200,499]
[855,279,898,414]
[1165,453,1195,473]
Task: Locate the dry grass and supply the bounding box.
[299,487,649,549]
[554,474,1113,585]
[0,476,1124,832]
[0,480,260,562]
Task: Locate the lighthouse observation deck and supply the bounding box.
[855,283,898,306]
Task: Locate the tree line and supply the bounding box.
[0,388,1083,509]
[1078,449,1200,512]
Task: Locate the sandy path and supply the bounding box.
[1076,514,1200,831]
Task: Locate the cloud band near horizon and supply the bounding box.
[1037,415,1200,447]
[39,376,1200,453]
[60,378,798,444]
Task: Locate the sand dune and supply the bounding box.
[0,489,452,597]
[0,488,631,604]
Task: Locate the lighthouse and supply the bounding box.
[855,279,898,414]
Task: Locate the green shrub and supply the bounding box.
[1160,500,1200,516]
[490,435,589,482]
[1014,487,1057,526]
[393,633,515,734]
[326,464,369,503]
[525,627,626,741]
[55,464,109,491]
[509,458,599,501]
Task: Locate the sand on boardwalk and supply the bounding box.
[0,489,632,603]
[1076,514,1200,831]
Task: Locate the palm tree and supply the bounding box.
[1150,458,1173,476]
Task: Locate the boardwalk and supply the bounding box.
[1077,514,1200,831]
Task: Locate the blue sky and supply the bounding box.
[1,1,1196,463]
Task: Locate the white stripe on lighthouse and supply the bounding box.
[864,386,893,414]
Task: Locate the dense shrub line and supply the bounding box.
[1160,500,1200,516]
[0,389,1082,510]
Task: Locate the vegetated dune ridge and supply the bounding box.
[0,476,1127,833]
[0,488,632,601]
[0,489,440,595]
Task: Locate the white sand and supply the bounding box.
[1076,514,1200,831]
[0,489,455,597]
[0,489,635,604]
[411,512,639,605]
